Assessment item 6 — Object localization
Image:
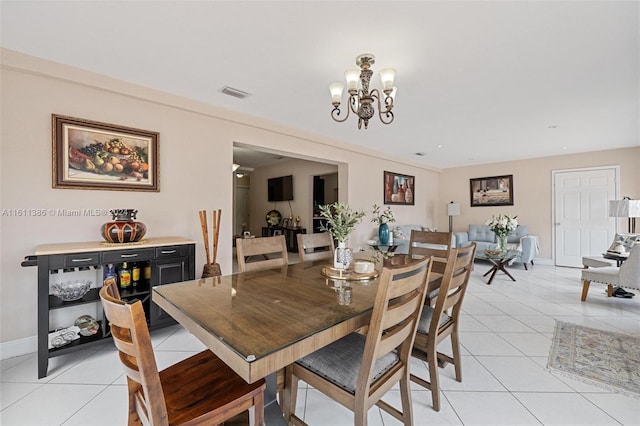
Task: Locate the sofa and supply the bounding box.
[454,224,537,269]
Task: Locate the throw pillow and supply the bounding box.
[607,233,640,253]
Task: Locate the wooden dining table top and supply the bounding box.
[153,257,441,384]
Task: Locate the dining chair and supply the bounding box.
[99,281,266,426]
[410,242,476,411]
[236,234,288,272]
[408,230,454,304]
[283,256,432,426]
[297,232,335,262]
[581,242,640,301]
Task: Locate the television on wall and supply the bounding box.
[268,175,293,202]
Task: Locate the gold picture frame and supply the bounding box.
[52,114,159,192]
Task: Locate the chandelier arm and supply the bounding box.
[331,104,350,123]
[371,89,395,125]
[349,93,359,114]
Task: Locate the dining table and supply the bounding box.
[153,255,441,425]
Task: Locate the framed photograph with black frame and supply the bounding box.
[470,174,513,207]
[384,171,415,205]
[52,114,159,192]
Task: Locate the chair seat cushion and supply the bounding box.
[417,306,452,334]
[581,267,621,286]
[295,332,399,393]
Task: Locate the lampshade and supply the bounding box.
[609,199,640,217]
[329,82,344,104]
[447,202,460,216]
[344,69,360,92]
[378,68,396,91]
[232,163,240,172]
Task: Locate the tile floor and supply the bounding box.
[2,261,639,425]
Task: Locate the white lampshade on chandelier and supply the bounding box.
[329,53,397,129]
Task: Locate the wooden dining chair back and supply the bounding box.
[408,230,453,272]
[410,243,476,411]
[99,281,265,426]
[284,256,432,426]
[236,235,288,272]
[297,232,335,262]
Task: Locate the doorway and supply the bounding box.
[312,173,338,233]
[553,166,619,267]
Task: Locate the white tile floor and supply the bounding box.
[2,262,639,425]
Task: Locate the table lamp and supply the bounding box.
[447,202,460,232]
[609,197,640,233]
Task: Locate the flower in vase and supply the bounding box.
[485,214,518,239]
[371,204,396,225]
[318,202,366,243]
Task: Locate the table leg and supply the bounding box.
[483,265,496,277]
[486,266,499,285]
[264,372,286,425]
[498,262,516,282]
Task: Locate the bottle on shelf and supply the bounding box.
[118,262,132,289]
[143,263,151,285]
[103,264,117,290]
[131,262,140,287]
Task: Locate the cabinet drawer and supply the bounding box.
[63,252,101,268]
[155,245,189,258]
[102,248,154,263]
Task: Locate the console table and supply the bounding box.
[22,236,196,378]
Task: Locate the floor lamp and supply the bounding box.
[609,198,640,233]
[447,202,460,232]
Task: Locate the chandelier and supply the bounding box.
[329,53,397,129]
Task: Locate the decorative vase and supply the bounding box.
[378,222,390,245]
[101,209,147,243]
[334,242,353,270]
[498,234,508,253]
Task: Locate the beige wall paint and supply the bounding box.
[439,147,640,259]
[0,50,439,346]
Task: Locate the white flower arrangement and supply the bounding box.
[485,214,518,239]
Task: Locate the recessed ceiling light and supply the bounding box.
[436,144,443,149]
[414,152,426,156]
[561,146,568,150]
[548,125,558,129]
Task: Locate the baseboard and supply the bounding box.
[0,335,36,360]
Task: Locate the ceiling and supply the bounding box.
[2,1,638,169]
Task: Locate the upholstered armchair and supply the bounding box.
[581,242,640,301]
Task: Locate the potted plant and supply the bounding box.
[371,204,395,245]
[318,202,365,268]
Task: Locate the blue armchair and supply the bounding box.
[454,224,537,269]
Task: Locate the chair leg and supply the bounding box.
[607,284,613,297]
[399,375,414,426]
[450,330,462,382]
[581,280,591,301]
[427,345,441,412]
[523,262,528,271]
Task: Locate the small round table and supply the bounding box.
[475,249,521,285]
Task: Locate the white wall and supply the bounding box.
[0,49,440,350]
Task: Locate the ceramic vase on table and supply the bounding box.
[334,242,353,270]
[101,209,147,243]
[378,222,390,245]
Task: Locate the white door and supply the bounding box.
[553,167,618,267]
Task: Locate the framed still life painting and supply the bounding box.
[384,171,415,205]
[470,174,513,207]
[52,114,159,191]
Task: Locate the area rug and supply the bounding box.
[547,321,640,398]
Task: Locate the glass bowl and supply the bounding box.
[51,280,92,301]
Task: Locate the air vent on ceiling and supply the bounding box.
[220,86,251,99]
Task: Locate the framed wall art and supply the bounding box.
[52,114,159,192]
[470,174,513,207]
[384,171,415,205]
